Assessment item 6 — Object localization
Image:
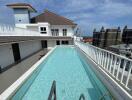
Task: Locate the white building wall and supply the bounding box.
[68,40,73,45]
[38,23,51,36]
[14,9,30,24]
[26,26,38,32]
[47,40,56,49]
[15,24,75,37]
[47,39,73,49]
[51,25,74,37]
[15,23,52,36]
[0,44,14,69]
[19,41,42,59]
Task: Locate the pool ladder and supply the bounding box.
[79,94,85,100]
[48,80,56,100]
[48,80,86,100]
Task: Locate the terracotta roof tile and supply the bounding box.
[31,10,77,26]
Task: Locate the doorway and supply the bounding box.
[12,43,21,62]
[61,41,69,45]
[41,40,47,48]
[56,40,60,45]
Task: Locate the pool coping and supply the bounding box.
[0,46,57,100]
[76,46,132,100]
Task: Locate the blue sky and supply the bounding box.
[0,0,132,36]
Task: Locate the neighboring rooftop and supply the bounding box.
[31,10,77,26]
[6,3,37,12]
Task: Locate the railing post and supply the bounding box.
[109,54,113,73]
[112,56,117,77]
[104,52,108,69]
[121,60,127,83]
[116,58,121,80]
[106,53,110,71]
[125,62,132,88]
[101,51,103,67]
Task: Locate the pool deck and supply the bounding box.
[0,49,48,94]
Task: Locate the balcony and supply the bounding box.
[0,24,45,36]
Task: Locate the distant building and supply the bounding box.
[122,26,132,45]
[92,26,121,49]
[82,36,93,43]
[108,26,132,58]
[92,28,101,46]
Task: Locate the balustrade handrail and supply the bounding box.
[79,41,132,62]
[0,24,40,36]
[75,41,132,93]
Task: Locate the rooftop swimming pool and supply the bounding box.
[11,46,113,100]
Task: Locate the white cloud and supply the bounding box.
[0,0,132,35]
[98,1,132,18]
[57,0,132,35]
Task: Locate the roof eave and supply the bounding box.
[7,5,37,12]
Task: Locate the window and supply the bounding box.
[51,29,59,36]
[63,29,67,36]
[40,27,47,34]
[61,41,69,45]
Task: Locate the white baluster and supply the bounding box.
[121,60,127,84]
[116,58,121,80]
[125,62,132,88]
[112,56,117,77]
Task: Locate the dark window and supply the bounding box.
[61,41,69,45]
[51,29,59,36]
[56,40,60,45]
[40,27,47,34]
[63,29,67,36]
[30,18,36,23]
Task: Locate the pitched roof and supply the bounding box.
[7,3,37,12]
[31,10,77,26]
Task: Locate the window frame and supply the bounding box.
[40,27,47,34]
[63,29,67,36]
[51,29,59,36]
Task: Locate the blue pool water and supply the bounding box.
[12,46,112,100]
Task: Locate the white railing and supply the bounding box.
[0,24,41,36]
[75,41,132,91]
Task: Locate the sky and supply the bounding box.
[0,0,132,36]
